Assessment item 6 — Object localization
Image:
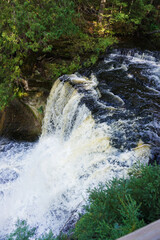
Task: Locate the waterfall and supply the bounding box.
[1,48,159,238]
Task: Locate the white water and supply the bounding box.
[0,73,151,237]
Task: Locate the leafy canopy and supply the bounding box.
[0,0,78,110]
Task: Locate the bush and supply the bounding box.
[7,220,37,240]
[0,0,79,109]
[74,164,160,239]
[6,220,69,240]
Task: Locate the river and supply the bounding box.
[0,48,159,238]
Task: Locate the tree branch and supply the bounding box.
[146,30,160,35]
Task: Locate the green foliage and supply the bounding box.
[6,220,55,240]
[6,220,69,240]
[112,195,144,238]
[128,164,160,223]
[0,0,79,109]
[0,82,13,110]
[45,35,116,78]
[80,0,158,36]
[0,0,159,109]
[37,106,44,114]
[74,164,160,239]
[45,56,81,80]
[74,193,144,240]
[38,231,55,240]
[7,220,37,240]
[0,0,78,53]
[98,0,159,35]
[83,36,116,67]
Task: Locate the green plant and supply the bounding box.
[128,164,160,223]
[0,0,79,109]
[6,220,70,240]
[0,82,13,110]
[7,220,37,240]
[37,106,44,114]
[74,164,160,239]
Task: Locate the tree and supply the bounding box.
[98,0,106,23]
[0,0,79,110]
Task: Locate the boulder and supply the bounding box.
[0,98,42,141]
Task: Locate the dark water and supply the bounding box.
[0,48,160,237]
[80,48,160,163]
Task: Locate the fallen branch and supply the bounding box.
[146,30,160,35]
[59,201,83,234]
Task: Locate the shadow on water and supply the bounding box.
[0,48,160,237]
[80,48,160,163]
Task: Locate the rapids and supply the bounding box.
[0,48,159,238]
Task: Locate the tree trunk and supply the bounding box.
[129,0,134,15]
[98,0,106,23]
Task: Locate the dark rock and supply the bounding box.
[0,98,42,141]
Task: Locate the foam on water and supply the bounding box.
[1,49,159,237]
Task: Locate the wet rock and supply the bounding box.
[0,98,42,141]
[149,152,160,165]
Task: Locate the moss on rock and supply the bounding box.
[0,98,42,141]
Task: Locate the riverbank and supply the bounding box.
[0,35,116,141]
[1,33,160,141]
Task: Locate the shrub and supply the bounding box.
[74,164,160,239]
[7,220,37,240]
[6,220,69,240]
[0,0,79,109]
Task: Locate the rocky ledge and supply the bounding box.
[0,92,47,141]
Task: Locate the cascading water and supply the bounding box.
[0,48,159,238]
